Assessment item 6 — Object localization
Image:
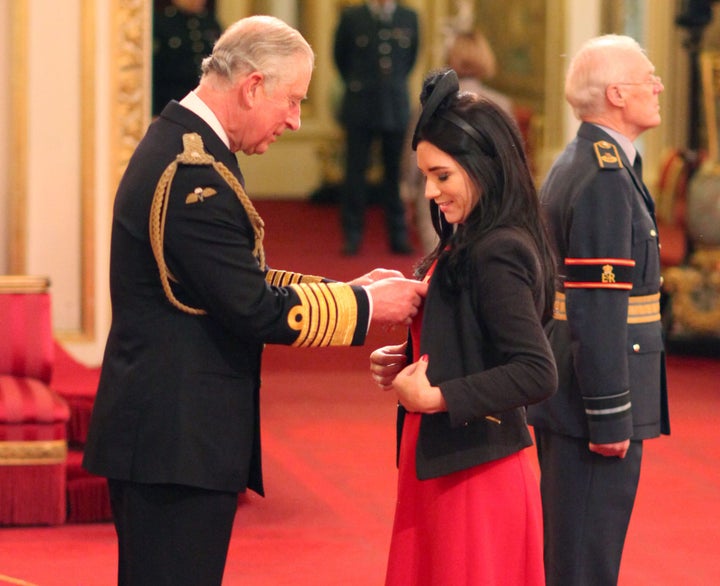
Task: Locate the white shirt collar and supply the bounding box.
[179,91,230,150]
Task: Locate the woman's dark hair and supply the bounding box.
[413,69,556,319]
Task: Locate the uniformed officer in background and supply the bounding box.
[527,35,671,586]
[153,0,222,116]
[333,0,420,255]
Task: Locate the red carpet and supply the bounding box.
[1,201,719,585]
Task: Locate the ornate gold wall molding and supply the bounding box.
[111,0,150,186]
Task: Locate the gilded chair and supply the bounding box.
[0,275,70,525]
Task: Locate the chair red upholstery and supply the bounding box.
[51,340,101,447]
[50,341,112,523]
[65,449,113,523]
[0,276,70,525]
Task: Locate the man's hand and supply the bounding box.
[589,440,630,458]
[348,268,406,286]
[366,278,427,326]
[393,354,446,413]
[370,342,408,390]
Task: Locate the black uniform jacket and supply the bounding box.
[83,102,370,496]
[527,122,670,444]
[333,3,419,131]
[401,228,557,480]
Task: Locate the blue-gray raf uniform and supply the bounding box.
[527,122,670,586]
[333,2,419,253]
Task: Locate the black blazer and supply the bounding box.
[527,122,670,443]
[83,103,369,495]
[402,228,557,480]
[333,3,419,131]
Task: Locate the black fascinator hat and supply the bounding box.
[412,68,489,152]
[411,69,460,150]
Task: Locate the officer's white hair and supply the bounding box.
[564,34,648,119]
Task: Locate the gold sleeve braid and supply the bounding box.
[149,133,265,315]
[287,282,359,347]
[265,270,323,287]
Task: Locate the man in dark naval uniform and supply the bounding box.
[333,0,419,255]
[84,16,426,586]
[527,35,671,586]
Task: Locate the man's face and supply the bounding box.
[616,53,664,137]
[237,55,312,156]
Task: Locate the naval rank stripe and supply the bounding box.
[266,270,323,287]
[287,282,358,347]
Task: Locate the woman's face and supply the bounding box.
[417,141,479,224]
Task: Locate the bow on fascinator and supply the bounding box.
[411,68,489,152]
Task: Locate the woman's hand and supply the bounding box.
[392,355,447,414]
[370,342,409,390]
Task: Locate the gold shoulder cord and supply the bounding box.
[149,132,266,315]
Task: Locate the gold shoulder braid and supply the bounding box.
[149,132,266,315]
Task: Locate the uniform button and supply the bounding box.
[379,42,392,55]
[650,229,657,237]
[660,276,664,286]
[633,343,640,352]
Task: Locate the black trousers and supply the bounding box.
[340,125,408,248]
[108,479,239,586]
[534,431,643,586]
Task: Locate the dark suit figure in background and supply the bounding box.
[527,35,671,586]
[84,16,426,586]
[152,0,221,116]
[333,0,419,255]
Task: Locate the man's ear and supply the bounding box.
[606,84,626,108]
[238,71,264,106]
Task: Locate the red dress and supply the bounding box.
[385,266,545,586]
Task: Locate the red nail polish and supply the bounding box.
[420,354,428,362]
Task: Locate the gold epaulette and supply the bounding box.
[593,140,624,169]
[149,133,265,315]
[287,282,359,347]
